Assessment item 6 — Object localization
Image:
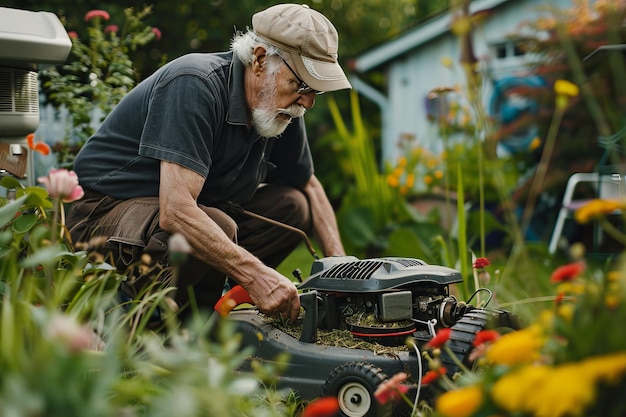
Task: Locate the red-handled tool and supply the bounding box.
[214,285,254,316]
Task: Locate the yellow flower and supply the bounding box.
[554,79,580,110]
[387,174,399,188]
[434,170,444,180]
[398,156,407,167]
[528,136,542,151]
[436,385,483,417]
[424,175,433,186]
[393,166,404,177]
[556,303,574,322]
[405,173,415,188]
[527,364,595,417]
[485,325,543,365]
[582,352,626,384]
[426,158,439,169]
[575,199,622,223]
[606,270,624,283]
[554,79,579,97]
[605,293,620,309]
[492,365,550,413]
[556,281,586,295]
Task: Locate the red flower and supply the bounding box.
[84,10,110,22]
[374,372,410,405]
[472,330,500,347]
[473,257,490,269]
[26,133,51,156]
[425,328,451,349]
[104,25,119,34]
[550,262,585,283]
[67,31,78,39]
[151,27,162,40]
[302,397,339,417]
[422,367,446,385]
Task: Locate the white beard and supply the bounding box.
[251,75,306,138]
[252,104,306,138]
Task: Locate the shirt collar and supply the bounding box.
[227,54,248,125]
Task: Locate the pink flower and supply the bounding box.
[550,261,585,283]
[301,397,339,417]
[47,313,97,352]
[374,372,410,405]
[84,10,110,22]
[37,168,84,202]
[473,257,490,269]
[151,27,162,40]
[104,25,119,34]
[425,328,452,349]
[67,31,78,39]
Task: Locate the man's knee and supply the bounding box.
[198,206,237,240]
[262,185,312,232]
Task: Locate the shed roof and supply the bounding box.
[352,0,513,73]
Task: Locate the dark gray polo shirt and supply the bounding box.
[73,51,314,206]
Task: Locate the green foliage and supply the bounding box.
[40,6,165,169]
[327,91,451,259]
[0,182,294,417]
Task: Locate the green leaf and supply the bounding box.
[12,213,39,233]
[0,195,28,229]
[0,230,12,246]
[17,187,51,209]
[0,246,12,258]
[337,206,377,249]
[20,244,64,268]
[0,176,24,190]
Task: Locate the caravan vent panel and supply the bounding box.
[0,67,39,137]
[0,68,38,113]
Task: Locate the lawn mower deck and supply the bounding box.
[216,256,521,417]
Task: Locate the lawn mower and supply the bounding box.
[215,254,521,417]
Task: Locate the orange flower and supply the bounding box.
[422,367,446,385]
[26,133,51,156]
[387,174,399,188]
[550,262,585,283]
[425,328,451,349]
[374,372,409,405]
[302,397,339,417]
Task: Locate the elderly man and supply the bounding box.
[66,3,350,323]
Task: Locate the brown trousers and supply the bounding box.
[66,184,312,318]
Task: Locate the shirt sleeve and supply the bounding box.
[139,73,226,178]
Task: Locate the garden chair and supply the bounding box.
[548,172,624,254]
[550,123,626,254]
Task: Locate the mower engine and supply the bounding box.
[296,256,472,346]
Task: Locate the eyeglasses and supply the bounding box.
[281,58,322,95]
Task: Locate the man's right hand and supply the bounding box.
[245,269,301,322]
